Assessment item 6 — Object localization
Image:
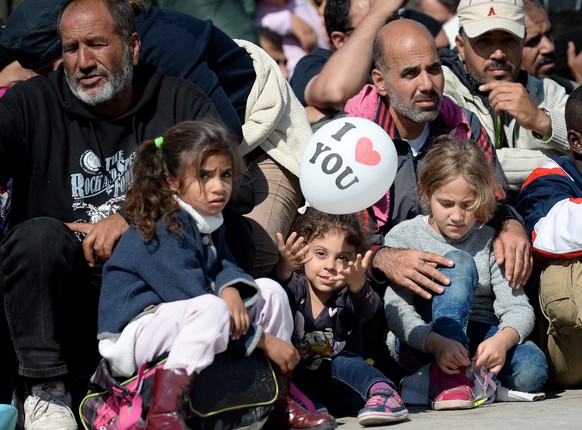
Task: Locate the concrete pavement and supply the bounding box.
[334,389,582,429]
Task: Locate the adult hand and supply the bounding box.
[567,41,582,84]
[373,247,453,299]
[291,14,317,53]
[368,0,407,20]
[492,219,532,289]
[479,80,550,137]
[259,332,301,374]
[65,212,128,266]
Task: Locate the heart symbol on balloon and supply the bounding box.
[355,137,381,166]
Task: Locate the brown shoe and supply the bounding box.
[287,396,338,430]
[264,373,337,430]
[145,367,194,430]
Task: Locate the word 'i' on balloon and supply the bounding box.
[307,122,360,190]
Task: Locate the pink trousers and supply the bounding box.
[133,278,293,375]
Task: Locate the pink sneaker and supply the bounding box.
[356,389,409,426]
[429,363,477,411]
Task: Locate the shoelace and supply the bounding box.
[28,391,72,422]
[470,366,497,406]
[366,390,402,409]
[366,395,388,407]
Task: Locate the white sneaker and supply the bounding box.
[23,381,78,430]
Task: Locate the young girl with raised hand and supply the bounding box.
[383,137,548,411]
[275,208,409,426]
[96,120,333,429]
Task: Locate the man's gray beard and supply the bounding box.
[65,52,133,106]
[387,85,441,124]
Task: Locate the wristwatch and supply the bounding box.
[534,108,552,141]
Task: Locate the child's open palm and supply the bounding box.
[334,250,372,294]
[276,231,311,280]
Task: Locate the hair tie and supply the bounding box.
[154,136,164,149]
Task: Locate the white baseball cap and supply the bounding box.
[457,0,525,39]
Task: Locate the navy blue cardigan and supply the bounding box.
[98,210,259,344]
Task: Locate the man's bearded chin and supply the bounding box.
[65,56,133,106]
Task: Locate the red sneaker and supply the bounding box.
[429,363,477,411]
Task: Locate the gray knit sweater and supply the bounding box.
[383,215,534,356]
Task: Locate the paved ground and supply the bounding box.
[334,389,582,429]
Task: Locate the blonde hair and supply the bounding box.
[417,136,497,224]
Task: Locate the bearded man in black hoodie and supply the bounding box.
[0,0,221,428]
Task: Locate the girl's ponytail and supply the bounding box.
[124,138,180,242]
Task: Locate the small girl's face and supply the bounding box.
[170,153,233,216]
[428,175,477,240]
[304,231,356,296]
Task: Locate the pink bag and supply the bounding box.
[79,358,163,430]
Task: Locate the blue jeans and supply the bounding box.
[293,351,396,417]
[0,217,102,379]
[398,250,548,392]
[467,322,548,393]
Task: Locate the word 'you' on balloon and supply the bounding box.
[299,117,397,215]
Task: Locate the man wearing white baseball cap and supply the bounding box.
[457,0,525,38]
[439,0,570,195]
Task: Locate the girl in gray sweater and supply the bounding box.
[383,137,548,411]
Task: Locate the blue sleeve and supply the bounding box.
[290,49,332,106]
[136,8,251,137]
[229,324,263,356]
[514,168,577,234]
[347,281,379,322]
[213,227,259,305]
[279,272,307,314]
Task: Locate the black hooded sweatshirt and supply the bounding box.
[0,63,219,227]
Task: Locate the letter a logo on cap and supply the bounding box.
[488,7,496,16]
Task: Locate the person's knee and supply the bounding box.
[198,294,230,318]
[246,157,302,278]
[539,259,582,330]
[255,278,289,306]
[253,277,293,340]
[443,250,478,277]
[442,250,479,286]
[438,250,478,297]
[546,330,582,387]
[1,218,77,276]
[511,346,549,392]
[2,217,71,256]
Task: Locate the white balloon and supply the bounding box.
[300,117,397,215]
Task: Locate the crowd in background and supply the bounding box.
[2,1,582,430]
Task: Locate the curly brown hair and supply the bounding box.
[290,206,371,254]
[124,120,244,242]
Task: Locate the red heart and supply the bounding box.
[355,137,381,166]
